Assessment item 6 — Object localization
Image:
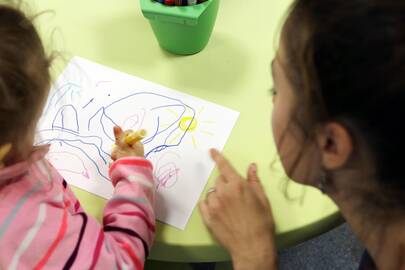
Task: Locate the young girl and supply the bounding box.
[0,5,155,269]
[200,1,405,270]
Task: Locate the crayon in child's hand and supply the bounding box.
[124,129,147,145]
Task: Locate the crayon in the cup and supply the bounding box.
[154,0,207,5]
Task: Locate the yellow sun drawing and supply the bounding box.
[166,106,215,149]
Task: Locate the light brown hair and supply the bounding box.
[0,4,52,164]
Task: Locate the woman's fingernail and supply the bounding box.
[250,163,257,172]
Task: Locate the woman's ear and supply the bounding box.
[316,123,353,170]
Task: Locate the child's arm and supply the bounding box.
[55,156,155,269]
[58,127,155,269]
[55,156,154,269]
[97,126,155,267]
[100,156,155,268]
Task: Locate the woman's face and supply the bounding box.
[271,35,321,186]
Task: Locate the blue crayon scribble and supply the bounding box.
[38,82,197,183]
[82,98,94,109]
[51,104,80,133]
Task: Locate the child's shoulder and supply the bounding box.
[0,146,64,201]
[29,145,64,184]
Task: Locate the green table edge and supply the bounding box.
[72,186,342,262]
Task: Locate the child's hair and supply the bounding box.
[283,0,405,213]
[0,4,51,163]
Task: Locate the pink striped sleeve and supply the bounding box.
[98,156,156,267]
[0,155,156,269]
[64,156,156,269]
[40,156,157,269]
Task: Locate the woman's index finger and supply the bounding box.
[210,149,239,180]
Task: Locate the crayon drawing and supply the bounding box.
[36,57,239,229]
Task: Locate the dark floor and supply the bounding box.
[278,223,364,270]
[145,223,364,270]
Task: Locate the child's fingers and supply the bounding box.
[114,127,134,148]
[113,126,123,137]
[131,142,145,157]
[113,126,124,144]
[124,129,140,145]
[113,127,146,157]
[111,151,117,161]
[126,129,147,146]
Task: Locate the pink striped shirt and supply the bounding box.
[0,147,155,270]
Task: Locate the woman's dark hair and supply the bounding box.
[284,0,405,211]
[0,4,52,163]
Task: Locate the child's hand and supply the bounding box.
[111,126,145,161]
[200,149,277,270]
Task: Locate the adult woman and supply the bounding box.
[200,1,405,269]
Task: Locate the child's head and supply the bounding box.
[0,5,51,164]
[272,0,405,215]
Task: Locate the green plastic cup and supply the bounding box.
[140,0,220,55]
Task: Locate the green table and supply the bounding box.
[31,0,341,264]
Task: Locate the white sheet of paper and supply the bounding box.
[36,57,239,229]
